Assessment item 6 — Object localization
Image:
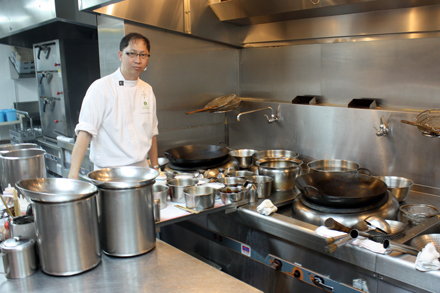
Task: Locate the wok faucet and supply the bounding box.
[375,115,389,136]
[237,107,279,123]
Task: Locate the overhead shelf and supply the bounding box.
[9,57,35,80]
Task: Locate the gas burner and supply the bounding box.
[299,193,390,214]
[291,191,400,229]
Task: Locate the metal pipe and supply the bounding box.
[237,107,278,123]
[16,110,33,130]
[383,240,419,256]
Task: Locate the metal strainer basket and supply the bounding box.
[410,234,440,251]
[415,108,440,137]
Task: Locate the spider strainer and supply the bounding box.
[415,108,440,137]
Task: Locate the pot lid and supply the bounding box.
[0,236,35,250]
[87,166,159,189]
[16,178,98,203]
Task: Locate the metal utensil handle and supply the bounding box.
[175,205,200,214]
[401,120,440,134]
[0,252,10,275]
[353,168,371,176]
[324,217,352,233]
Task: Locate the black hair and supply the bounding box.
[119,33,150,52]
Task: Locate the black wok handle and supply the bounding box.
[163,151,175,160]
[303,185,321,196]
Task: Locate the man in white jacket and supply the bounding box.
[68,33,159,179]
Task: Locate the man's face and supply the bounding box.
[118,39,149,80]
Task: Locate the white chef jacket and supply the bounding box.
[75,68,158,168]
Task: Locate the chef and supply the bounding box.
[68,32,159,179]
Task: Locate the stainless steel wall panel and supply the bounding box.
[228,101,440,188]
[240,45,321,101]
[97,16,125,77]
[321,38,440,109]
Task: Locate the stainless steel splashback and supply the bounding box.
[228,101,440,188]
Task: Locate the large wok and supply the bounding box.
[164,144,229,167]
[295,172,388,208]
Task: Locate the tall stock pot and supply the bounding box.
[256,158,303,191]
[87,167,159,257]
[0,147,45,192]
[16,178,101,276]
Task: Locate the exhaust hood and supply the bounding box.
[0,0,97,48]
[209,0,440,26]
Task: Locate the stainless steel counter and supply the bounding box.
[0,240,261,293]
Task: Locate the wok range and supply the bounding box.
[292,172,400,229]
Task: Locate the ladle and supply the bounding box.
[364,216,391,234]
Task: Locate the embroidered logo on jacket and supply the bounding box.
[142,101,149,110]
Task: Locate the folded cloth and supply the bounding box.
[315,226,347,238]
[351,237,387,254]
[256,199,278,216]
[415,243,440,272]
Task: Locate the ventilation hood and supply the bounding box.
[208,0,440,26]
[0,0,97,48]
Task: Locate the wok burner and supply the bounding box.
[291,191,400,229]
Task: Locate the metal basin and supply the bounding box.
[87,166,159,189]
[250,149,299,173]
[257,158,303,191]
[375,176,413,202]
[307,159,359,173]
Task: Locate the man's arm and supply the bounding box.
[148,135,159,169]
[68,131,92,179]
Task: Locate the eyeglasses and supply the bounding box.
[123,51,150,59]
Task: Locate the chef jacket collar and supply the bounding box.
[116,67,138,87]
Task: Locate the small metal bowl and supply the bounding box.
[375,176,413,202]
[218,186,248,205]
[400,204,439,225]
[410,234,440,251]
[167,178,199,203]
[152,184,169,209]
[183,186,216,211]
[229,149,257,169]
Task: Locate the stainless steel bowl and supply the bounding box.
[256,158,303,191]
[250,150,299,173]
[307,159,359,173]
[400,204,439,225]
[218,186,248,204]
[167,178,199,203]
[184,186,216,211]
[229,149,257,169]
[153,184,169,209]
[375,176,413,202]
